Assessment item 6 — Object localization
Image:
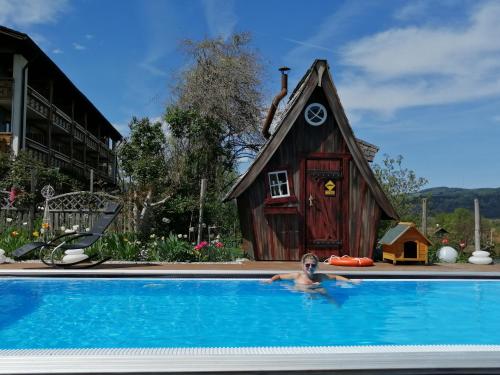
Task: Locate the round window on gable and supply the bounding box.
[304,103,327,126]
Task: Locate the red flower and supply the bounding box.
[215,242,224,248]
[194,241,209,251]
[442,238,449,245]
[9,188,17,204]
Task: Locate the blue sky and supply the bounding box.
[1,0,499,189]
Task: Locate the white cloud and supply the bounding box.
[137,1,177,79]
[85,34,94,40]
[393,1,430,21]
[52,48,63,54]
[139,62,167,77]
[282,37,335,53]
[285,2,367,67]
[0,0,69,27]
[72,42,86,51]
[338,2,500,115]
[202,0,237,40]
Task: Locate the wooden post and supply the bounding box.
[421,198,427,236]
[474,198,481,251]
[197,178,208,244]
[89,169,94,193]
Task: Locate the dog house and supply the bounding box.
[224,60,398,261]
[380,222,431,264]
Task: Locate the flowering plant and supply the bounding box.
[193,240,230,262]
[194,241,208,251]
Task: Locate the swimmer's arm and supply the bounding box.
[323,274,360,283]
[267,273,298,283]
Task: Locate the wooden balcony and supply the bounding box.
[0,78,13,101]
[27,86,50,118]
[23,85,118,184]
[52,107,72,134]
[74,122,86,143]
[86,133,99,151]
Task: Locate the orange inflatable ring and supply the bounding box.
[326,255,374,267]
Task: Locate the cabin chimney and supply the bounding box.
[262,66,290,139]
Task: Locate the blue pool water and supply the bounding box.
[0,278,499,349]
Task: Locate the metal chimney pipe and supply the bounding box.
[262,66,290,139]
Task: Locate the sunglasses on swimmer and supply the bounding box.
[304,263,317,268]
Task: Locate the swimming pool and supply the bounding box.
[1,278,500,350]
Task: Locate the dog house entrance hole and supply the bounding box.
[404,241,417,258]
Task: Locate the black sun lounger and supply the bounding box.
[13,201,122,268]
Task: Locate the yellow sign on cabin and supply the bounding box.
[325,180,336,196]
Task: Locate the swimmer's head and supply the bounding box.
[301,253,318,275]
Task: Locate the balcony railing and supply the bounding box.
[52,107,72,134]
[26,86,114,154]
[24,85,118,183]
[27,87,50,118]
[0,78,13,100]
[74,122,86,142]
[86,133,98,151]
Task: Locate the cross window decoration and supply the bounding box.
[304,103,327,126]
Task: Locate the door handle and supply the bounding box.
[308,194,314,207]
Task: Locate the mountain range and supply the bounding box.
[415,187,500,219]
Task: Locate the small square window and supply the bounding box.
[268,170,290,198]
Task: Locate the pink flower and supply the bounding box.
[9,187,17,204]
[215,242,224,248]
[194,241,209,251]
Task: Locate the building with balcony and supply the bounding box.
[0,25,122,187]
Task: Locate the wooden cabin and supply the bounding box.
[380,222,431,264]
[224,60,399,261]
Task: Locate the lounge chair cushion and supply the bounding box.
[62,253,89,264]
[64,249,85,255]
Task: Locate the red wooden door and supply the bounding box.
[305,159,343,257]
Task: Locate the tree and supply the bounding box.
[171,32,265,164]
[373,154,428,220]
[158,33,263,240]
[156,109,241,239]
[165,108,233,182]
[118,117,170,236]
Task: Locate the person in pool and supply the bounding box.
[267,253,358,286]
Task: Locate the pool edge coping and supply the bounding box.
[1,345,500,373]
[1,268,500,279]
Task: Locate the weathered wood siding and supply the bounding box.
[348,161,381,258]
[238,87,384,260]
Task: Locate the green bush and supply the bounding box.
[1,228,244,263]
[97,233,141,261]
[0,226,34,256]
[154,234,197,262]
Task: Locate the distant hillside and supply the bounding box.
[415,187,500,219]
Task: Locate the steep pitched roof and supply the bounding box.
[379,222,432,245]
[223,60,398,220]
